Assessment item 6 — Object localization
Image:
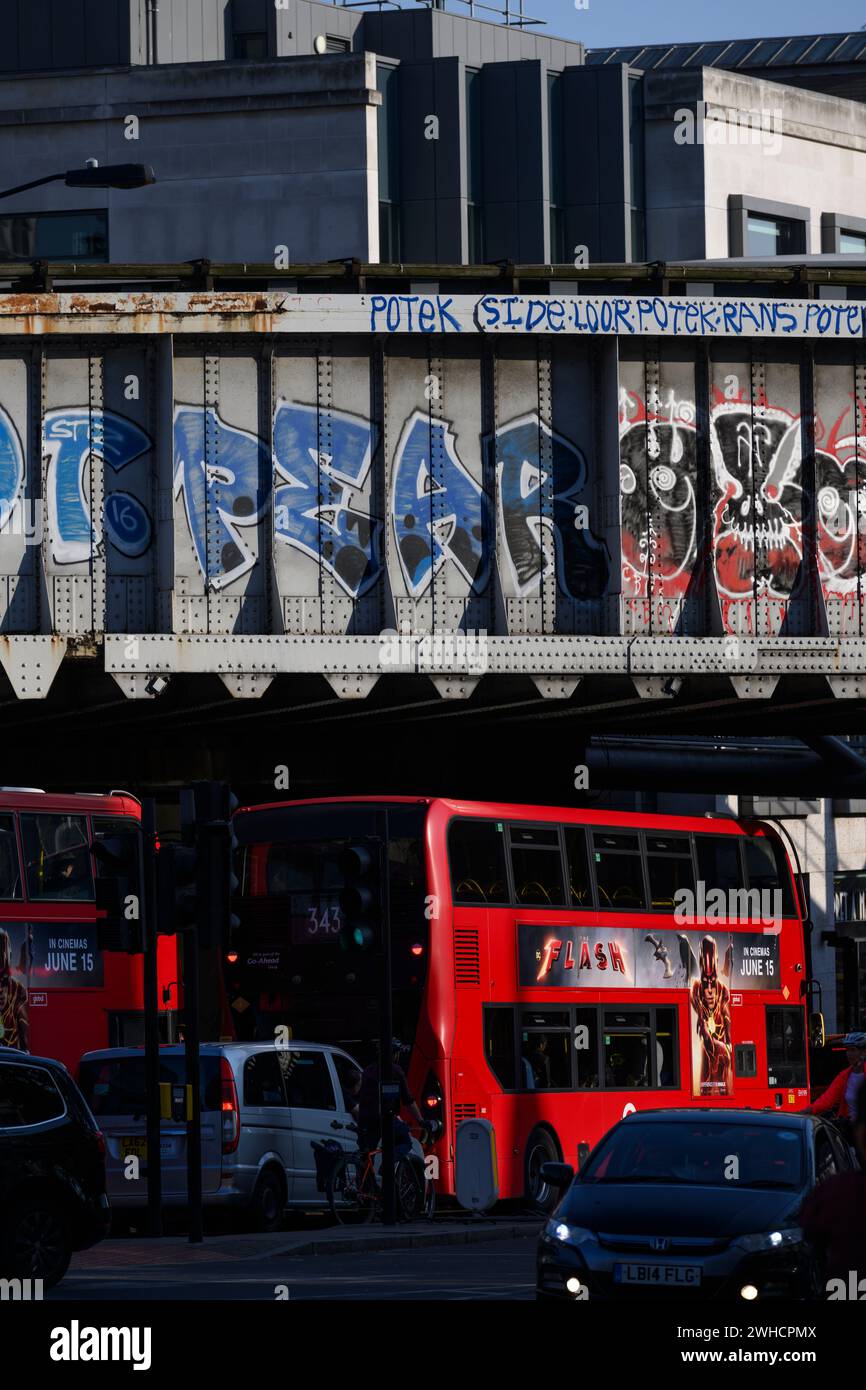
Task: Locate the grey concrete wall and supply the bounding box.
[562,65,630,263]
[0,55,380,262]
[480,59,546,261]
[398,57,464,262]
[0,0,132,72]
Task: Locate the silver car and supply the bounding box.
[77,1042,362,1230]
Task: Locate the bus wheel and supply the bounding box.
[249,1168,285,1233]
[524,1129,560,1212]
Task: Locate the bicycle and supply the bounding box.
[326,1122,438,1225]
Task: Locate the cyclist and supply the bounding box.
[357,1038,424,1159]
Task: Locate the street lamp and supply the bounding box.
[0,163,155,201]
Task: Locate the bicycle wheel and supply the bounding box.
[395,1157,424,1222]
[327,1154,375,1225]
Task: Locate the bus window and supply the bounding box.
[21,814,93,901]
[521,1010,570,1088]
[449,820,508,904]
[0,815,22,899]
[564,827,592,906]
[744,836,794,916]
[604,1020,650,1088]
[695,834,743,900]
[766,1006,807,1088]
[574,1007,600,1088]
[593,832,646,910]
[510,826,565,907]
[645,833,694,910]
[655,1006,678,1087]
[483,1006,516,1090]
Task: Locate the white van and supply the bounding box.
[77,1042,362,1230]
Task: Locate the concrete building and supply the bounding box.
[4,8,866,265]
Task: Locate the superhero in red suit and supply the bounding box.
[689,935,732,1096]
[0,927,28,1051]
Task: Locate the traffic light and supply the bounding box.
[194,781,240,951]
[338,839,381,950]
[155,783,240,950]
[93,832,144,954]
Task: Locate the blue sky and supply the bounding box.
[516,0,866,48]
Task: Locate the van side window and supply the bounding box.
[283,1051,337,1111]
[244,1052,287,1107]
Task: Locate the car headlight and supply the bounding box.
[733,1228,803,1254]
[544,1219,594,1247]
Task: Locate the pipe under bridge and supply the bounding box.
[2,265,866,706]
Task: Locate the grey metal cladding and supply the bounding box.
[562,65,630,262]
[480,59,546,262]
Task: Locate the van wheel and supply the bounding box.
[524,1129,560,1213]
[249,1170,284,1233]
[3,1199,71,1288]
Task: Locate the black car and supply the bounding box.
[537,1108,856,1301]
[0,1046,110,1286]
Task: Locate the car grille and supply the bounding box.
[597,1232,731,1254]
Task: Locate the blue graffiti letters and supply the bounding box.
[44,409,151,565]
[0,405,24,531]
[174,405,269,590]
[496,415,609,598]
[369,295,461,335]
[273,401,380,598]
[392,410,488,596]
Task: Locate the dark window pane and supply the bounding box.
[745,213,805,257]
[695,835,743,897]
[565,827,592,906]
[484,1007,515,1089]
[520,1027,571,1088]
[244,1051,287,1106]
[78,1056,221,1114]
[745,836,794,915]
[0,211,109,263]
[511,827,558,848]
[604,1028,650,1087]
[282,1050,336,1110]
[0,1063,64,1126]
[0,814,22,899]
[332,1052,362,1111]
[511,847,565,906]
[574,1008,600,1088]
[594,848,646,910]
[21,813,94,900]
[655,1006,678,1088]
[766,1007,807,1088]
[840,231,866,254]
[521,1010,568,1028]
[449,820,508,903]
[647,850,695,909]
[234,32,268,59]
[594,833,639,852]
[604,1010,650,1028]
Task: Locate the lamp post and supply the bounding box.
[0,163,155,201]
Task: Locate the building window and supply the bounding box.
[746,214,805,257]
[234,32,268,60]
[840,230,866,254]
[547,72,565,262]
[821,212,866,254]
[0,210,108,262]
[729,195,809,258]
[466,67,485,262]
[377,63,400,262]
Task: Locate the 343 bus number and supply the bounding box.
[305,906,342,936]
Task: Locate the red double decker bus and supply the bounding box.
[0,788,178,1073]
[228,797,810,1207]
